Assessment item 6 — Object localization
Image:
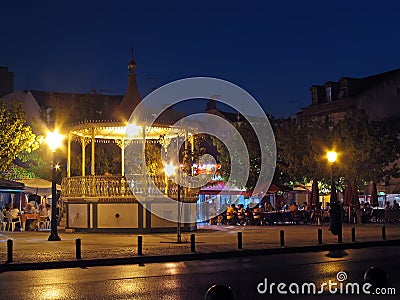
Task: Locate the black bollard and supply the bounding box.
[75,238,82,260]
[318,228,323,244]
[280,230,284,246]
[7,239,13,263]
[338,229,343,243]
[138,235,143,256]
[351,227,356,242]
[205,284,235,300]
[190,234,195,252]
[237,232,242,249]
[382,226,386,240]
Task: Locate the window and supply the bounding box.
[326,86,332,102]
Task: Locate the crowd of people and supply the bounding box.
[210,201,314,226]
[1,202,51,231]
[208,199,400,226]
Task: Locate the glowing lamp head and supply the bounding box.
[45,130,64,151]
[164,162,177,177]
[327,151,338,164]
[126,123,142,138]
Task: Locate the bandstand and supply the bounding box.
[61,56,199,232]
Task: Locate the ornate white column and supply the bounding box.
[91,128,95,176]
[80,137,89,177]
[142,126,147,195]
[67,133,71,177]
[115,138,131,176]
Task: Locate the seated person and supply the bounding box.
[7,204,21,230]
[38,204,49,218]
[8,204,20,218]
[237,204,245,224]
[264,202,275,212]
[289,202,298,212]
[38,204,50,229]
[302,202,310,211]
[24,203,38,230]
[24,203,37,214]
[226,204,237,225]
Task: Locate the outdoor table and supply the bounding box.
[21,213,40,231]
[371,208,385,222]
[385,209,400,223]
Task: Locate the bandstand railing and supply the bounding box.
[61,175,199,200]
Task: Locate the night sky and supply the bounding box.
[1,0,400,117]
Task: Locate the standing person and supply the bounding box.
[393,200,399,209]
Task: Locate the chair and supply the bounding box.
[39,216,50,230]
[5,211,22,232]
[0,212,7,230]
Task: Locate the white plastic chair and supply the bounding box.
[5,211,22,232]
[39,216,50,230]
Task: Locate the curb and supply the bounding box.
[1,239,400,272]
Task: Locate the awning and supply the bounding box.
[0,179,24,192]
[15,178,61,196]
[199,182,245,195]
[249,182,292,196]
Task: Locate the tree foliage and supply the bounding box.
[274,110,400,192]
[212,119,262,189]
[0,99,42,174]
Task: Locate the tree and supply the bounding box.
[274,117,329,185]
[0,99,41,174]
[274,110,400,205]
[330,111,400,202]
[212,118,263,190]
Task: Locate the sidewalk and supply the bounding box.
[0,223,399,268]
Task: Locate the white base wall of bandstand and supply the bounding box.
[64,197,197,233]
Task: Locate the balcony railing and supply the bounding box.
[61,175,199,200]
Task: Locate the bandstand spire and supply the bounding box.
[113,48,142,121]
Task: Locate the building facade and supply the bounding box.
[294,68,400,124]
[293,68,400,202]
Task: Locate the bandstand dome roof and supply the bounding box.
[64,53,190,141]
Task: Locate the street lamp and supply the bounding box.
[164,162,182,243]
[45,129,64,241]
[327,151,338,187]
[327,150,342,242]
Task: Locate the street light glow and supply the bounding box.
[45,130,64,151]
[327,151,338,164]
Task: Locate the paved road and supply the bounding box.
[1,223,399,264]
[0,246,398,299]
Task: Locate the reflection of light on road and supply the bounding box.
[311,262,344,287]
[113,280,143,296]
[165,262,179,275]
[41,288,61,299]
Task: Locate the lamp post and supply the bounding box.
[327,150,342,242]
[45,130,64,241]
[164,162,182,243]
[327,151,338,188]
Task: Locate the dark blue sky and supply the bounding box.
[1,0,400,117]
